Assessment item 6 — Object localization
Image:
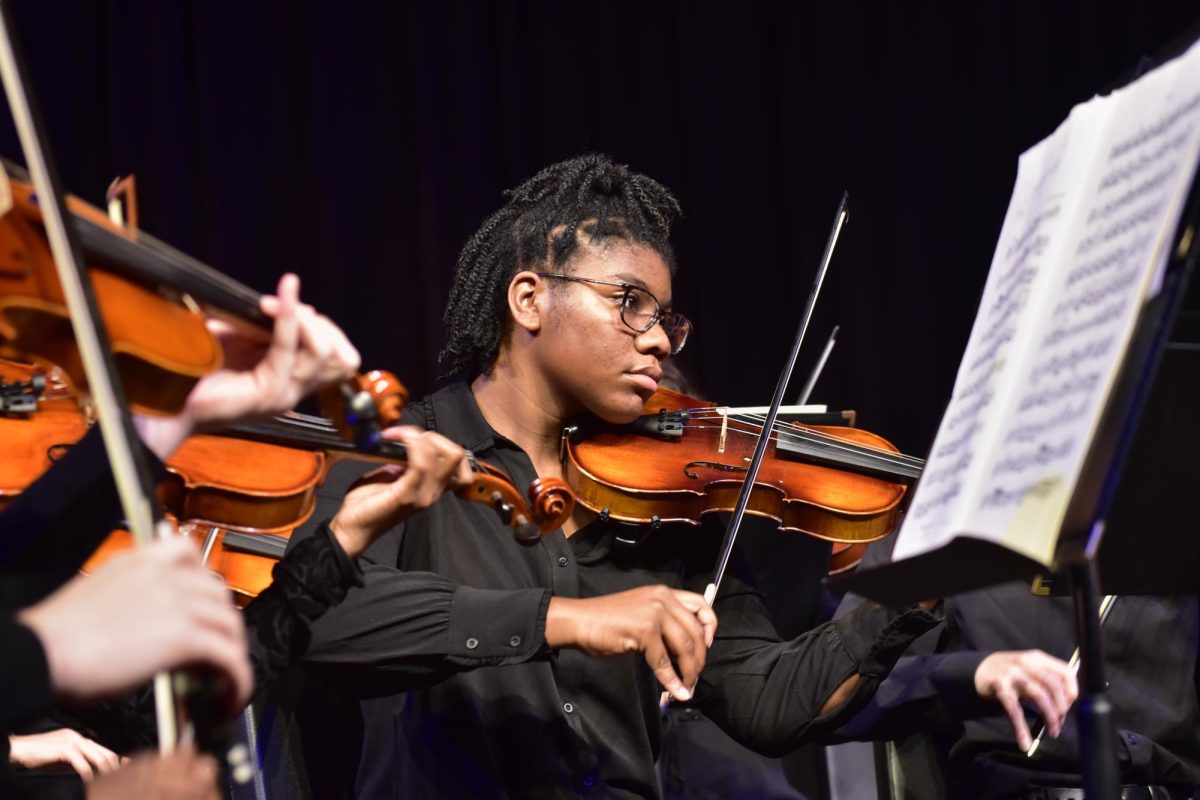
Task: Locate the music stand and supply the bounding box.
[837,164,1200,800]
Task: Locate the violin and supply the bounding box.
[87,523,292,609]
[562,386,924,551]
[1,357,574,604]
[0,358,88,510]
[0,162,262,415]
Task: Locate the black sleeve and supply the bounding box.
[695,581,940,756]
[300,531,551,691]
[827,536,991,742]
[0,615,53,733]
[0,425,168,609]
[291,462,551,692]
[830,650,989,740]
[242,521,364,699]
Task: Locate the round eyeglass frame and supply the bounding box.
[536,272,692,354]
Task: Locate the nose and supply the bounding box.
[635,319,672,358]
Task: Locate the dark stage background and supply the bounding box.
[2,1,1198,458]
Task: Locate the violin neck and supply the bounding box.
[2,157,268,328]
[220,414,409,461]
[81,218,266,325]
[775,434,923,482]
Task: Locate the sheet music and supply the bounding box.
[894,127,1077,559]
[895,38,1200,565]
[978,50,1200,558]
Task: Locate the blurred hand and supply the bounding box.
[86,746,219,800]
[18,537,252,710]
[8,728,122,779]
[974,649,1078,750]
[546,586,717,703]
[329,427,474,558]
[136,273,360,458]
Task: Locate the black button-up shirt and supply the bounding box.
[287,382,938,798]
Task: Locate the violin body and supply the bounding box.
[160,435,324,535]
[0,359,88,510]
[0,177,223,414]
[0,366,325,535]
[563,386,910,545]
[3,355,573,602]
[85,524,287,608]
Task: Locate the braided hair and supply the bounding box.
[440,154,681,379]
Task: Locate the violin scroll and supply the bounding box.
[526,477,574,535]
[463,464,575,543]
[318,369,410,446]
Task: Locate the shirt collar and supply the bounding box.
[427,381,505,453]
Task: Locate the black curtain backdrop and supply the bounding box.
[3,1,1198,458]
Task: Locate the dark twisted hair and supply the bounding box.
[440,154,681,379]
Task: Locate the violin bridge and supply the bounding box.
[718,407,729,453]
[559,425,578,463]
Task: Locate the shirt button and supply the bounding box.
[557,556,569,567]
[563,702,575,714]
[465,637,479,650]
[509,635,522,647]
[583,775,595,787]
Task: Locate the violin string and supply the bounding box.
[683,408,924,464]
[704,419,923,470]
[680,422,923,476]
[682,409,925,468]
[261,413,488,476]
[681,417,924,471]
[276,411,342,433]
[686,424,916,474]
[732,412,925,467]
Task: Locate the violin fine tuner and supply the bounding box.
[0,368,42,413]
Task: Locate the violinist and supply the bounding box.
[275,154,951,799]
[1,273,473,799]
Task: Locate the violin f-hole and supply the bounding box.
[684,460,748,480]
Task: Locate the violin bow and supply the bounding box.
[1025,593,1118,757]
[794,324,839,406]
[0,1,188,752]
[704,192,849,606]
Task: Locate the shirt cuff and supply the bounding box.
[837,601,943,678]
[446,586,550,666]
[270,521,365,620]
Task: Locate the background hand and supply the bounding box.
[329,427,474,557]
[974,649,1077,750]
[8,728,123,779]
[545,586,717,703]
[18,537,252,709]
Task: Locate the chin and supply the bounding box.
[590,392,646,425]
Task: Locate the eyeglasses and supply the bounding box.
[536,272,692,355]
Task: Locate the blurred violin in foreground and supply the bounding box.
[0,355,574,603]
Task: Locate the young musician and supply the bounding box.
[275,154,961,799]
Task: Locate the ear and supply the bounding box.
[507,270,544,334]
